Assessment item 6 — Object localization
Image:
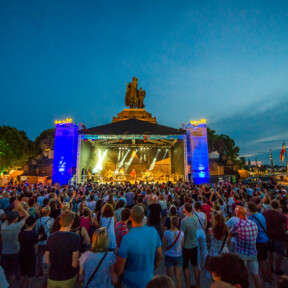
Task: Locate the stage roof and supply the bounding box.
[79,119,185,135]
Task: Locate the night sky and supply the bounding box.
[1,0,288,164]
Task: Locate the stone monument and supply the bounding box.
[112,77,157,124]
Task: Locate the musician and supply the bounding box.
[131,169,136,179]
[119,168,124,175]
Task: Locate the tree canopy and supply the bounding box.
[0,126,34,173]
[207,127,243,165]
[34,128,55,155]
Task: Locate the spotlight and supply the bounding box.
[92,149,107,173]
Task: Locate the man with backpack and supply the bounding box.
[35,206,54,278]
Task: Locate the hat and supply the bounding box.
[7,211,20,222]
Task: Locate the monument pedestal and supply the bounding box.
[112,109,157,124]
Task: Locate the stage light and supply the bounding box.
[117,149,130,170]
[92,149,107,173]
[125,149,138,172]
[149,150,160,171]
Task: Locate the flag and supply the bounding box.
[280,142,285,163]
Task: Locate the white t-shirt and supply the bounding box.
[164,230,184,257]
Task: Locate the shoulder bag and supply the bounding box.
[167,230,181,250]
[85,251,108,288]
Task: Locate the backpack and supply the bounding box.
[38,217,51,242]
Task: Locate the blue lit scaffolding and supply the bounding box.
[183,120,210,184]
[52,122,78,185]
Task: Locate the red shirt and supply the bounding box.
[115,222,129,247]
[201,204,212,223]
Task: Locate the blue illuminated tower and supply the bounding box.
[52,120,78,185]
[183,119,210,184]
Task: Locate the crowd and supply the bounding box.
[0,179,287,288]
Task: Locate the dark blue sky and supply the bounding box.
[1,0,288,164]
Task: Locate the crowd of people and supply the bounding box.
[0,179,288,288]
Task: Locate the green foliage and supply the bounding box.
[0,126,34,172]
[34,128,55,155]
[207,128,241,163]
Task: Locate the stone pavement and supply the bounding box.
[13,254,288,288]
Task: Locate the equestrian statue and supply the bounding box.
[125,77,146,109]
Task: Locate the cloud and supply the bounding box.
[209,94,288,164]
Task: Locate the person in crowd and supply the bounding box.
[79,227,117,288]
[146,275,175,288]
[164,205,180,231]
[115,208,130,248]
[248,202,272,286]
[263,199,287,276]
[46,211,81,288]
[1,202,29,286]
[125,190,134,208]
[115,199,125,223]
[35,206,54,278]
[100,203,117,250]
[87,194,97,211]
[158,194,168,226]
[205,253,249,288]
[230,206,262,288]
[209,213,229,257]
[194,201,208,270]
[148,195,162,238]
[163,216,184,288]
[18,216,38,288]
[277,275,288,288]
[116,205,163,288]
[180,203,200,288]
[71,214,91,253]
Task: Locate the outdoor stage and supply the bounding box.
[77,118,186,183]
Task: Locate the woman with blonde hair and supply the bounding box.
[100,203,117,250]
[79,227,117,287]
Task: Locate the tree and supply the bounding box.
[34,128,55,155]
[207,128,240,162]
[0,126,34,172]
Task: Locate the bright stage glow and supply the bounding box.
[149,150,160,171]
[117,149,130,170]
[92,149,107,173]
[125,149,138,172]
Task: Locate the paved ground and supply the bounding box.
[12,252,288,288]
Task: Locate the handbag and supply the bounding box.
[85,251,108,288]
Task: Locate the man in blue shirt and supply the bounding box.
[116,205,162,288]
[248,202,272,286]
[125,191,134,208]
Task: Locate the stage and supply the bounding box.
[76,118,186,184]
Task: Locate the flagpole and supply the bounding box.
[270,149,274,177]
[285,141,288,176]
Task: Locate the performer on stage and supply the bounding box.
[119,168,125,175]
[131,169,136,179]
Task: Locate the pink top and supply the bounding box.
[80,216,90,232]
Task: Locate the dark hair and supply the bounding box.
[71,214,81,229]
[25,216,36,227]
[170,206,177,216]
[28,197,36,207]
[247,202,257,213]
[118,199,125,208]
[146,275,174,288]
[206,253,249,288]
[271,199,279,209]
[194,201,202,210]
[184,203,192,213]
[212,214,228,240]
[121,208,130,221]
[102,203,114,218]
